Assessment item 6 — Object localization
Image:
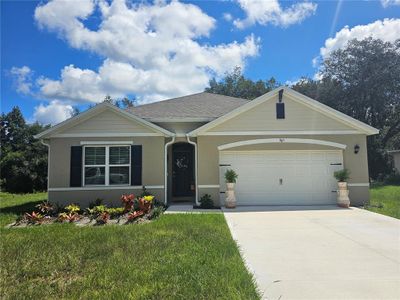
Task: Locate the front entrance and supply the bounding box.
[172,143,195,200]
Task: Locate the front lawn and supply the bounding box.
[0,193,259,299]
[365,185,400,219]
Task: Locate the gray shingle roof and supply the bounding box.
[127,92,249,121]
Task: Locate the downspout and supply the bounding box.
[186,134,199,205]
[164,136,175,205]
[41,139,50,192]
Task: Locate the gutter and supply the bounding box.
[186,134,199,205]
[164,136,175,205]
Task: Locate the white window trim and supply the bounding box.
[83,145,131,187]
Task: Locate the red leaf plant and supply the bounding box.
[120,194,135,212]
[58,212,80,223]
[24,211,45,224]
[127,210,144,222]
[96,211,110,224]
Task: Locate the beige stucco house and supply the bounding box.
[35,87,379,207]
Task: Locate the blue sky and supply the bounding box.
[1,0,400,124]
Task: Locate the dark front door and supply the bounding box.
[172,143,194,197]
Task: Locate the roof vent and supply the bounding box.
[276,89,285,119]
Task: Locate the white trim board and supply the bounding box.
[54,133,162,138]
[198,185,220,188]
[188,87,379,136]
[202,130,360,136]
[48,185,165,191]
[80,141,134,145]
[348,183,370,187]
[217,138,347,151]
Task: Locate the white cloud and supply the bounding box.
[223,13,233,21]
[10,66,33,94]
[33,100,74,125]
[233,0,317,29]
[381,0,400,7]
[33,0,259,104]
[319,18,400,59]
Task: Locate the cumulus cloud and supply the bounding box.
[233,0,317,29]
[319,18,400,59]
[33,0,259,104]
[381,0,400,7]
[223,13,233,21]
[33,100,74,125]
[10,66,33,94]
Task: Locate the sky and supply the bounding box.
[1,0,400,125]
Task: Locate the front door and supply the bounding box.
[172,143,194,197]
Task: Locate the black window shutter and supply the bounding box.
[276,102,285,119]
[131,145,142,186]
[70,146,82,187]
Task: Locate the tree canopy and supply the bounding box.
[1,107,50,193]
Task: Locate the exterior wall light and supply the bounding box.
[354,144,360,154]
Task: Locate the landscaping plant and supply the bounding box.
[334,169,350,182]
[35,201,54,216]
[121,194,135,212]
[200,194,214,209]
[24,211,45,224]
[225,169,238,183]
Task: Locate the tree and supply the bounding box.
[206,67,280,100]
[293,38,400,179]
[0,107,50,193]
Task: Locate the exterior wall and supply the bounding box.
[210,95,355,132]
[47,136,165,206]
[59,110,155,134]
[197,134,370,206]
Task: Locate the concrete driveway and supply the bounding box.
[223,206,400,300]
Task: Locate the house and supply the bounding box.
[388,150,400,173]
[35,87,379,207]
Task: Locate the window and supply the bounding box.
[84,146,130,186]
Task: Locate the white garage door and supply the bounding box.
[219,150,343,206]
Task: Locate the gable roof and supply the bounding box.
[188,87,379,136]
[35,102,174,139]
[127,92,249,122]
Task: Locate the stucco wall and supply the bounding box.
[197,134,370,206]
[47,136,165,205]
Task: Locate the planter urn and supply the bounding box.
[225,182,236,208]
[337,181,350,208]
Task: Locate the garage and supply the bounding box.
[219,150,343,205]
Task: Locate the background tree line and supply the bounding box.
[1,37,399,193]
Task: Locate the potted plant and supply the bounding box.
[334,169,351,208]
[224,169,238,208]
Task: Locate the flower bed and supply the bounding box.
[7,192,165,228]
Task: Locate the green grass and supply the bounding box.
[366,185,400,219]
[0,193,259,299]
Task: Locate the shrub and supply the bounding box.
[121,194,135,212]
[88,198,103,209]
[149,206,164,220]
[225,169,238,183]
[36,201,54,216]
[106,207,125,218]
[96,211,110,225]
[58,212,80,223]
[334,169,350,182]
[200,194,214,208]
[127,210,144,222]
[24,211,45,224]
[385,171,400,185]
[65,204,80,214]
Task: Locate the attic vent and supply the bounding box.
[276,89,285,119]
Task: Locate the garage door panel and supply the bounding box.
[219,150,342,206]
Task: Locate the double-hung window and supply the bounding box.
[84,146,130,186]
